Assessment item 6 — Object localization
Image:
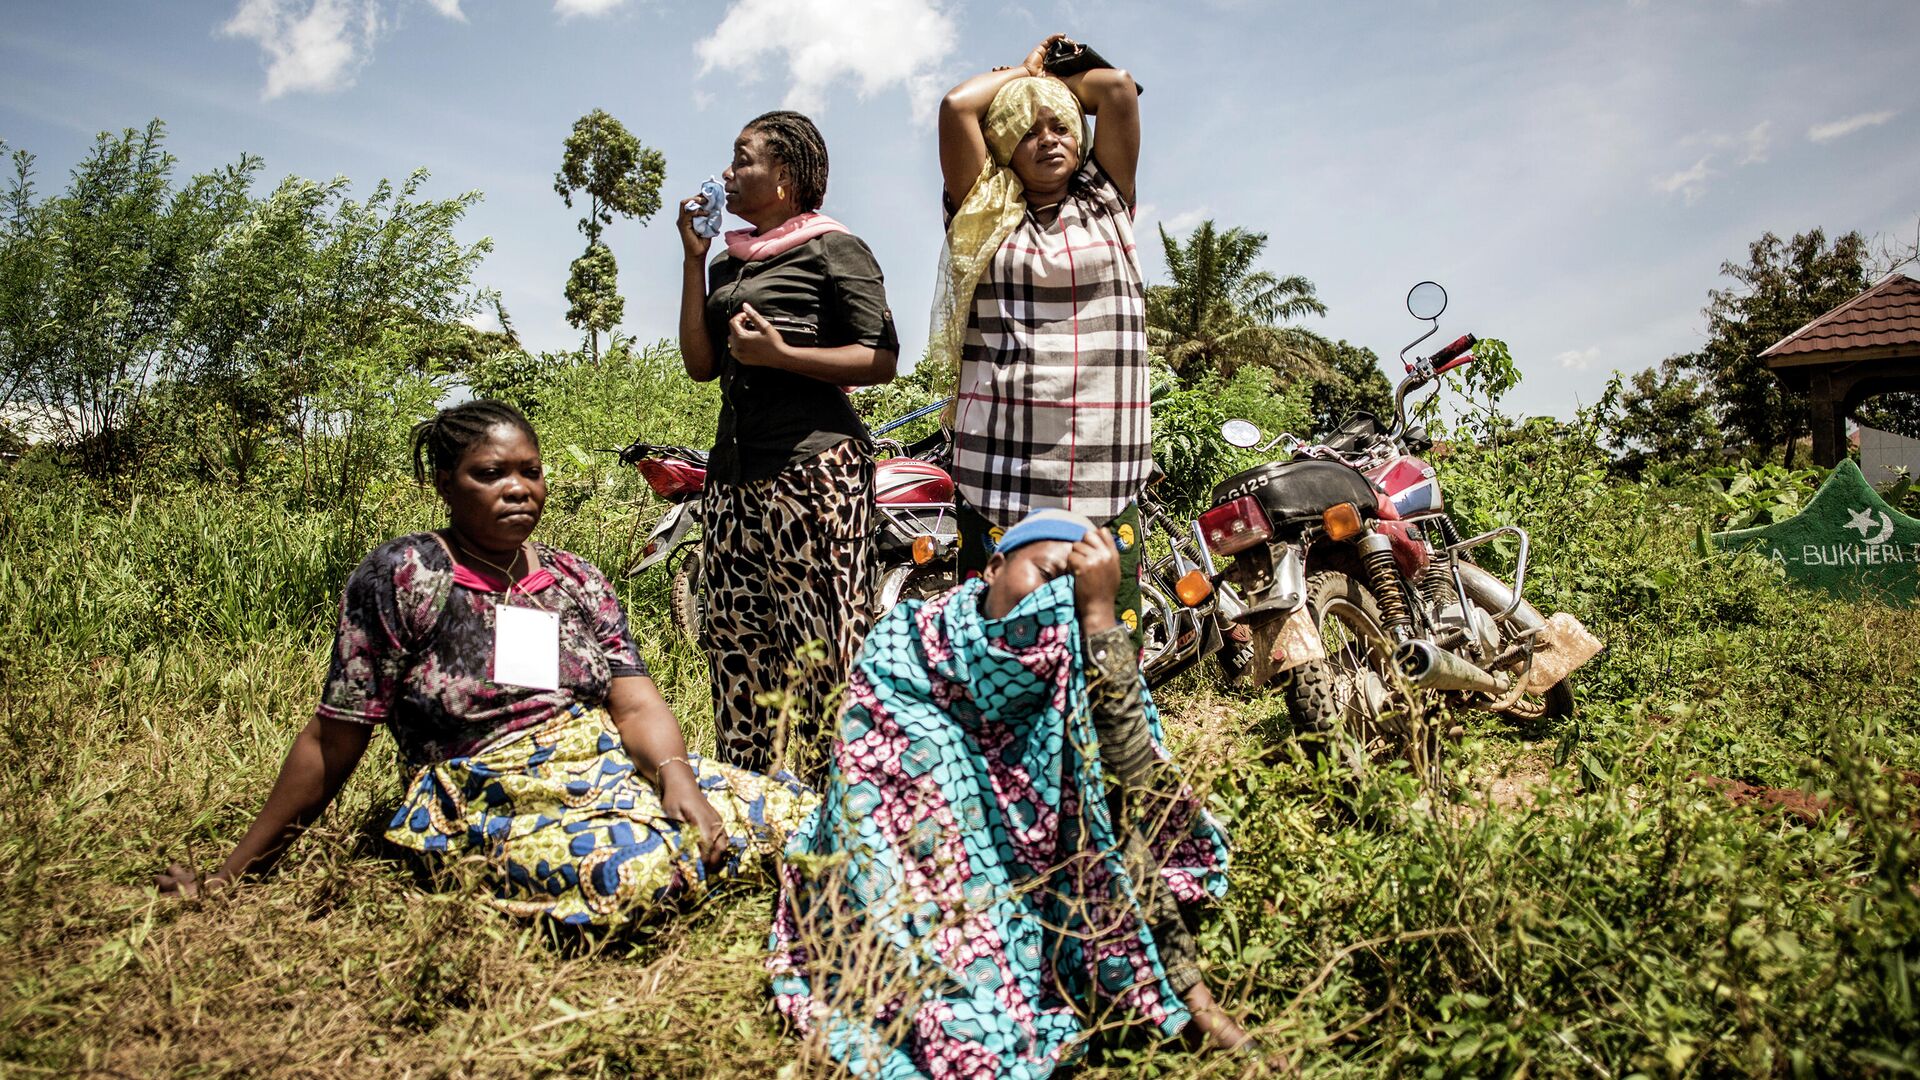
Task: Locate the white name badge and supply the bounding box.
[493,603,560,691]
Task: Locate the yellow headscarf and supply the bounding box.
[929,77,1089,400]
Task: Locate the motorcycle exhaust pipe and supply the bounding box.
[1394,639,1511,695]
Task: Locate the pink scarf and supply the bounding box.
[724,212,849,261]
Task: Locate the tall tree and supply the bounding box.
[1145,220,1327,384]
[1308,339,1395,432]
[1597,355,1724,473]
[0,122,253,476]
[1686,228,1869,466]
[554,109,664,363]
[175,168,489,499]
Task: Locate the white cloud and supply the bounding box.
[223,0,382,99]
[1808,109,1897,143]
[695,0,958,119]
[222,0,465,98]
[1654,120,1768,202]
[1162,208,1210,235]
[1555,346,1600,371]
[554,0,629,19]
[1652,156,1712,203]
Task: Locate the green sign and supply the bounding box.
[1712,460,1920,606]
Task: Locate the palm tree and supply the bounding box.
[1145,220,1329,384]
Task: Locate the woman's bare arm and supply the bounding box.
[606,675,730,866]
[937,36,1062,203]
[1058,66,1141,203]
[154,716,373,895]
[726,304,897,385]
[676,193,720,382]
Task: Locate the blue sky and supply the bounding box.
[3,0,1915,419]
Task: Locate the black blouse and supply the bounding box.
[703,230,899,486]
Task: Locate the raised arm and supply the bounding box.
[676,192,721,383]
[937,36,1062,203]
[1058,65,1141,204]
[154,716,373,895]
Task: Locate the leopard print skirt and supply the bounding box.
[699,439,875,780]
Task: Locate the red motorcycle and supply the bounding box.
[1195,282,1602,777]
[617,399,959,642]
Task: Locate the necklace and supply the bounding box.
[449,532,527,602]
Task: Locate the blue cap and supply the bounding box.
[995,508,1097,556]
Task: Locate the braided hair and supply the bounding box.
[746,110,829,212]
[410,399,539,484]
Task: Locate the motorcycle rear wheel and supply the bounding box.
[1284,570,1436,783]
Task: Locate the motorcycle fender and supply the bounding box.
[1244,603,1328,685]
[635,500,698,572]
[875,563,916,613]
[1271,603,1327,671]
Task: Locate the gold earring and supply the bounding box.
[777,184,786,199]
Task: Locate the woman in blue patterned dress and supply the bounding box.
[768,509,1252,1075]
[154,401,815,925]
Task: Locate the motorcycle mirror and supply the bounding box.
[1406,281,1448,321]
[1220,419,1262,448]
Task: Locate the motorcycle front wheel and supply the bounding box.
[1284,570,1435,783]
[669,547,706,644]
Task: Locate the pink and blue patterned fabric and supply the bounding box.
[767,575,1229,1078]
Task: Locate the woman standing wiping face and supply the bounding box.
[932,36,1155,649]
[675,111,899,779]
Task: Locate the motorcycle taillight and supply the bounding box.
[1199,496,1273,556]
[637,458,705,500]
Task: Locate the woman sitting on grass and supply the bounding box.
[155,400,815,926]
[768,510,1253,1075]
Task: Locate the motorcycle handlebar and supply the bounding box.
[1389,330,1477,438]
[1430,333,1476,367]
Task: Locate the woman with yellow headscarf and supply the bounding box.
[933,35,1157,654]
[926,35,1256,1057]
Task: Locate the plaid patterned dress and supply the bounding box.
[951,161,1152,528]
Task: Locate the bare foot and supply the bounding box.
[1181,982,1253,1051]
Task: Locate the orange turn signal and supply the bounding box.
[912,534,937,565]
[1322,502,1365,541]
[1174,568,1213,607]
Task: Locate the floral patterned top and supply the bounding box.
[316,532,648,769]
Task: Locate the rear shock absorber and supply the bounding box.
[1356,533,1414,639]
[1421,513,1466,607]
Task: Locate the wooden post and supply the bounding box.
[1808,369,1846,467]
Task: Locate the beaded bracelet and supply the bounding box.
[656,755,694,774]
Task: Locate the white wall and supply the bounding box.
[1859,424,1920,491]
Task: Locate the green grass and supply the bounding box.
[3,432,1918,1077]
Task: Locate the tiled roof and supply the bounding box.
[1763,273,1920,364]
